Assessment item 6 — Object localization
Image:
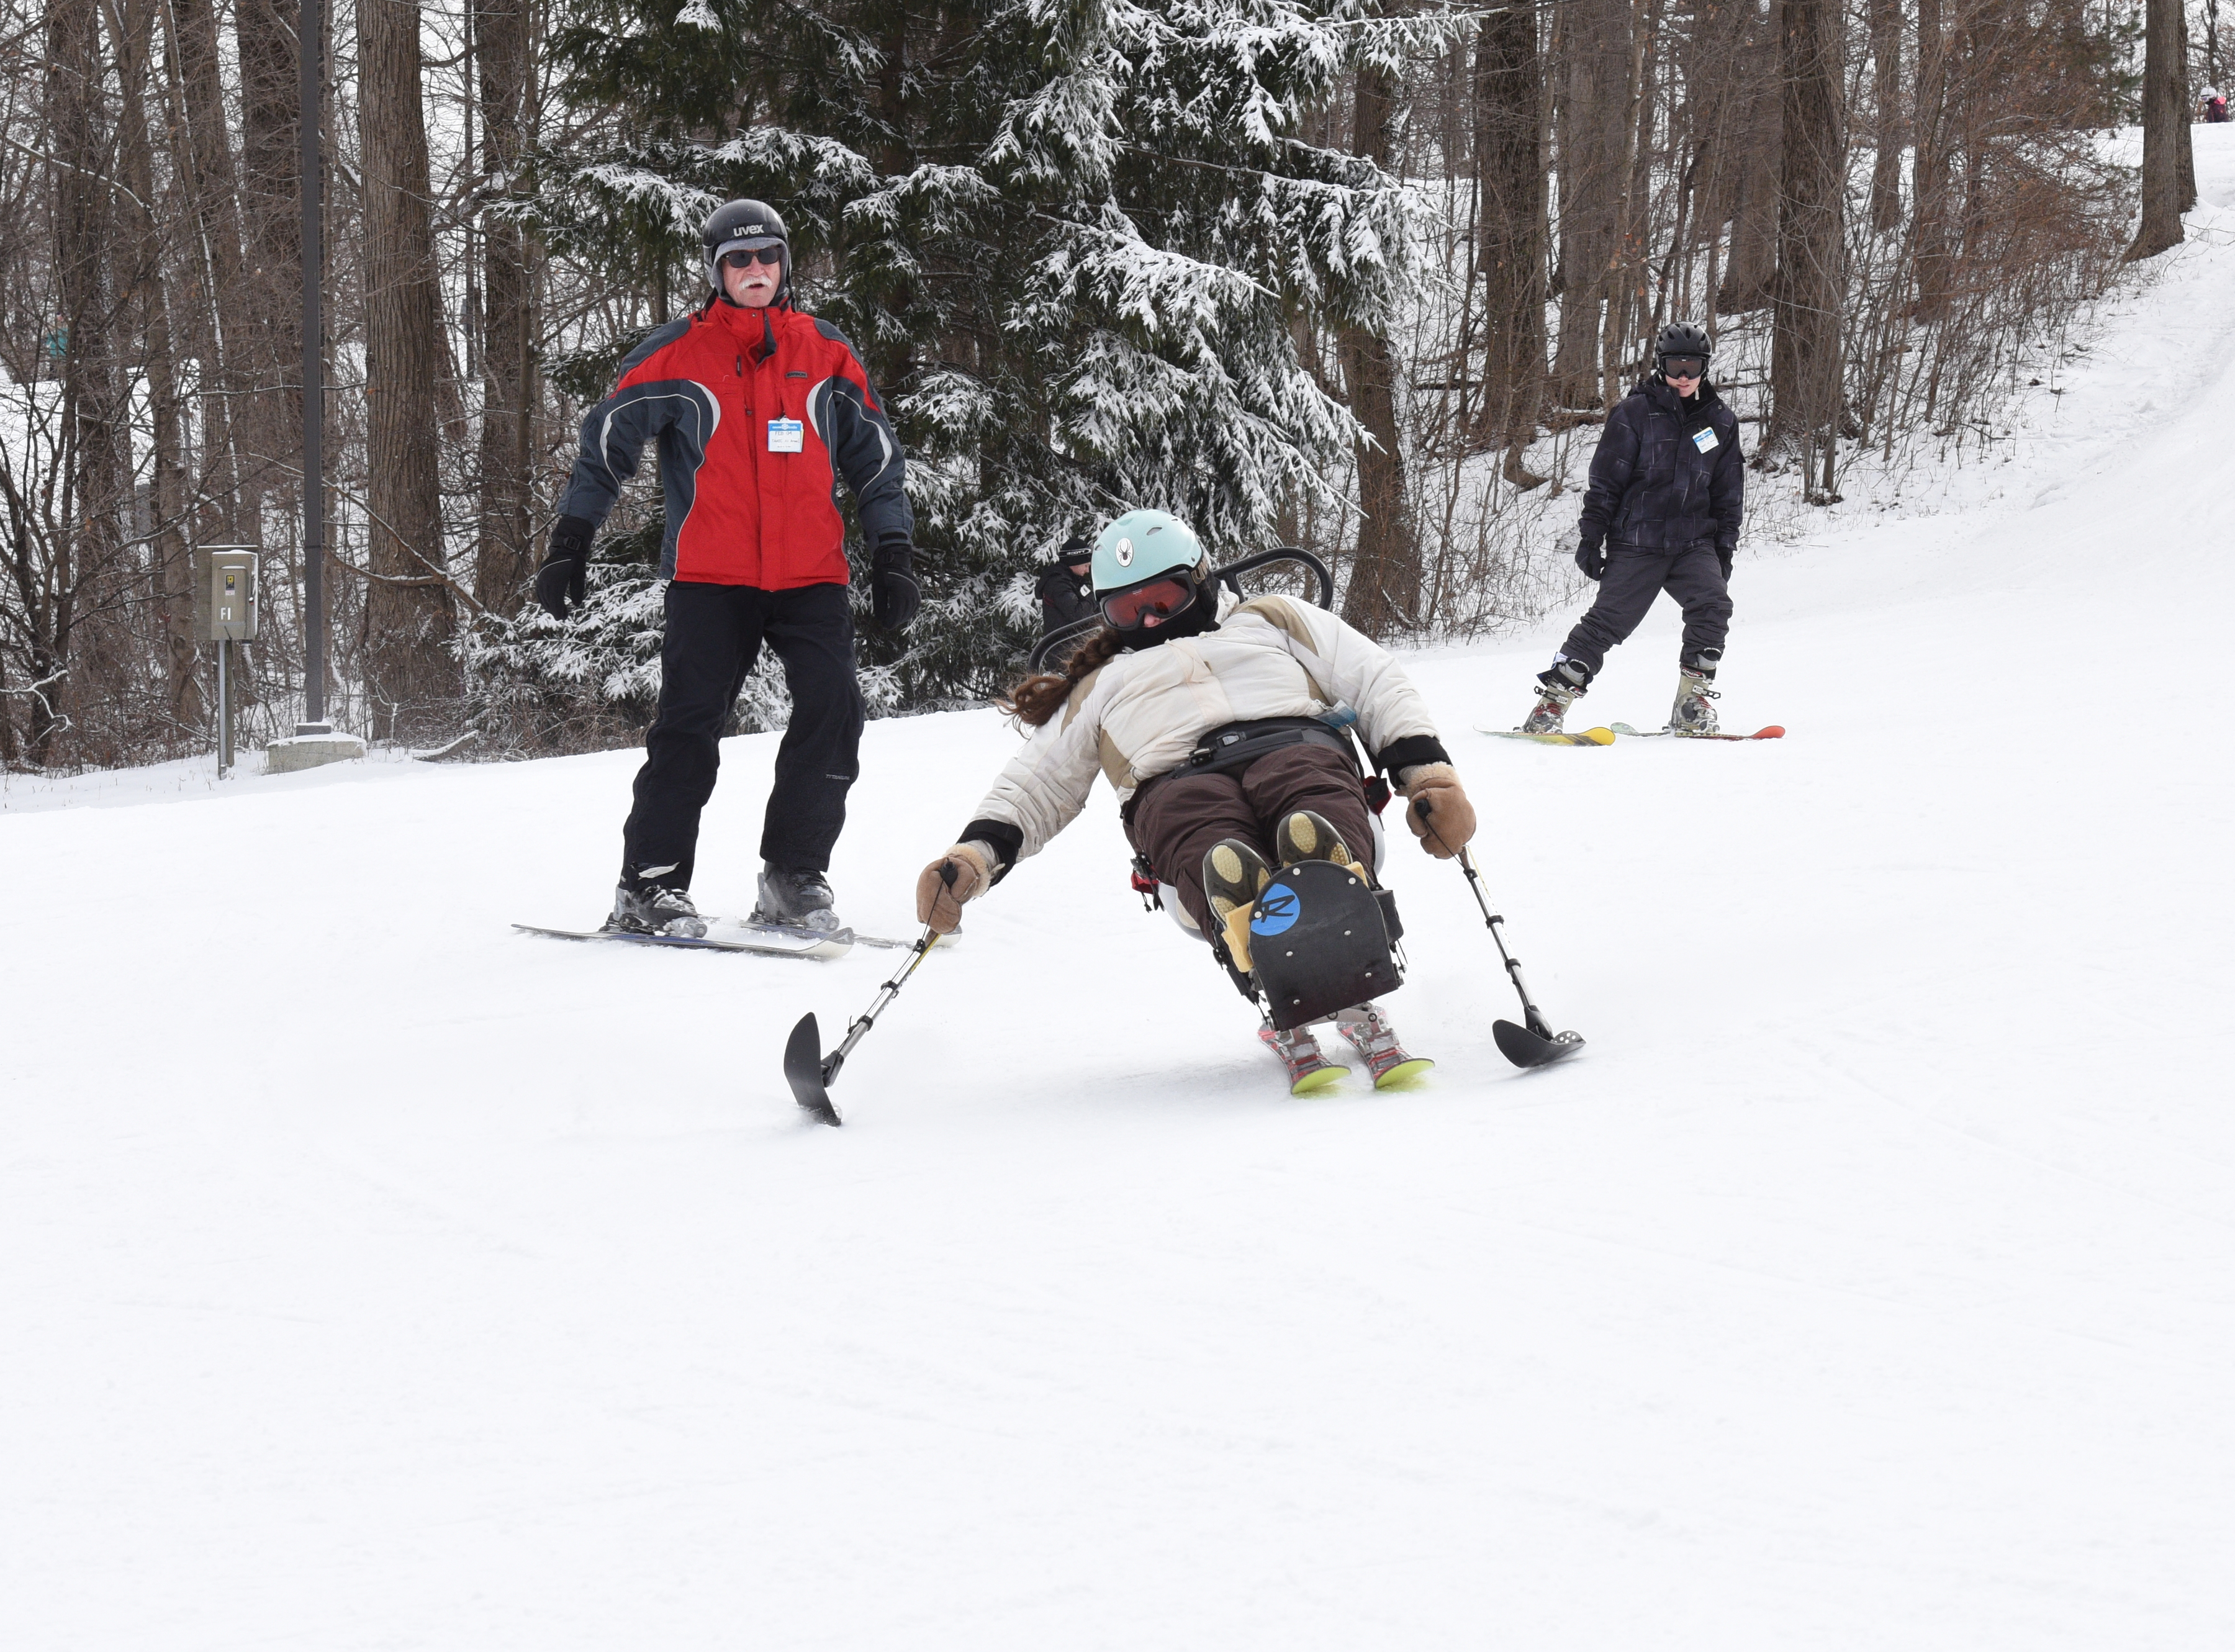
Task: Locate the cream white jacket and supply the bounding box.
[967,596,1444,867]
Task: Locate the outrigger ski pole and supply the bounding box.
[1413,799,1586,1069]
[783,862,954,1124]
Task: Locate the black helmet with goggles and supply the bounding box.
[703,199,791,304]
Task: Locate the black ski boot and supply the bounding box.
[607,879,707,939]
[752,864,844,934]
[1670,648,1722,735]
[1524,659,1592,734]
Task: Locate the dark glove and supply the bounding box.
[872,537,921,631]
[1717,546,1735,582]
[535,515,594,620]
[1574,538,1607,581]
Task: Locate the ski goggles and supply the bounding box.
[718,243,785,269]
[1661,356,1707,380]
[1099,571,1199,630]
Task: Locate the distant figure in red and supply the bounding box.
[2205,87,2229,122]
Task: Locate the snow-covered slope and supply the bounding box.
[8,150,2235,1652]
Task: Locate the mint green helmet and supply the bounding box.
[1092,510,1208,592]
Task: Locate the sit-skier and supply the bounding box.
[1522,321,1745,736]
[908,510,1478,1093]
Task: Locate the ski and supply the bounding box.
[1609,721,1784,741]
[1334,1019,1434,1089]
[1324,1003,1433,1088]
[514,921,852,960]
[1476,724,1617,746]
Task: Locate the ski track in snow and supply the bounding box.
[7,140,2235,1651]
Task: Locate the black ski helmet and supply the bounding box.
[703,198,790,305]
[1655,321,1712,374]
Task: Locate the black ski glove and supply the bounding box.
[872,536,921,631]
[1717,546,1735,582]
[535,515,594,620]
[1575,538,1607,581]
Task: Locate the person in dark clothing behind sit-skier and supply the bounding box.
[1518,320,1745,736]
[1035,536,1099,641]
[535,198,918,939]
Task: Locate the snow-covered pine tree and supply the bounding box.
[473,0,1436,737]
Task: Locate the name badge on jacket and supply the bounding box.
[1691,427,1720,454]
[768,418,804,453]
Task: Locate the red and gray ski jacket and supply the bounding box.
[558,299,913,587]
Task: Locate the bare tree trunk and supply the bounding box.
[1910,0,1955,313]
[2177,0,2198,210]
[1767,0,1843,489]
[1473,1,1548,484]
[161,0,251,553]
[39,0,117,764]
[1599,0,1658,408]
[1715,2,1781,314]
[1337,62,1419,639]
[111,0,204,736]
[234,0,303,527]
[359,0,459,734]
[473,0,534,611]
[2129,0,2187,258]
[1867,0,1903,231]
[1552,0,1628,404]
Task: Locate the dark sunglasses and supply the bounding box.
[720,245,783,270]
[1100,572,1198,630]
[1663,356,1707,379]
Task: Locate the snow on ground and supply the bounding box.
[7,143,2235,1652]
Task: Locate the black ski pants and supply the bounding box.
[621,579,864,888]
[1560,541,1732,673]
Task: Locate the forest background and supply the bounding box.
[0,0,2205,765]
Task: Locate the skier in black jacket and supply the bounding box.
[1520,322,1745,735]
[1034,536,1098,639]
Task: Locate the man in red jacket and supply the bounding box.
[536,199,916,937]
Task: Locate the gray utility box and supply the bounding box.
[196,547,258,643]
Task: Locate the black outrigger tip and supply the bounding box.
[783,1012,842,1126]
[779,882,949,1129]
[1493,1018,1586,1070]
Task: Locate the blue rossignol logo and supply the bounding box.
[1251,883,1301,937]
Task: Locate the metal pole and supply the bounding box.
[217,641,233,775]
[298,0,327,733]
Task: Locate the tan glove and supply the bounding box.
[1402,763,1477,859]
[914,843,991,934]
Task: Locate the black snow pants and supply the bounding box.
[1559,540,1733,674]
[620,579,865,888]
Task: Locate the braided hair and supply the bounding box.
[998,627,1125,727]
